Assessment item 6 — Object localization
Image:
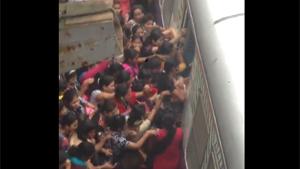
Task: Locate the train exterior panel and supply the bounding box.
[158,0,244,169]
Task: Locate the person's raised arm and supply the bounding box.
[135,84,155,98]
[146,90,170,122]
[79,78,94,97]
[87,160,116,169]
[148,92,158,102]
[96,92,115,101]
[95,132,112,152]
[137,55,156,64]
[95,162,117,169]
[126,129,156,150]
[172,87,187,102]
[86,160,97,169]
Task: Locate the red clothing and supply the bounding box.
[153,128,183,169]
[122,63,139,78]
[149,86,158,96]
[115,92,137,115]
[79,60,109,83]
[120,0,131,17]
[128,91,137,105]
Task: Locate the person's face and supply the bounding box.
[135,27,144,38]
[103,81,115,93]
[68,76,77,88]
[153,37,164,47]
[88,129,96,139]
[69,120,79,132]
[133,8,144,23]
[70,96,81,110]
[113,3,121,14]
[132,38,143,50]
[144,20,154,32]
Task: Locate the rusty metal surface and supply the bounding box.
[59,1,123,74]
[59,0,113,18]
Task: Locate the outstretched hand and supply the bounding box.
[146,129,158,136]
[161,90,171,97]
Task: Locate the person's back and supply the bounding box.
[153,127,183,169]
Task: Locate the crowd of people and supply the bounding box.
[59,0,191,168]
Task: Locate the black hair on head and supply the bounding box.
[158,41,174,55]
[130,5,145,19]
[156,73,175,93]
[131,25,142,36]
[62,88,78,108]
[131,79,145,92]
[131,35,143,42]
[77,119,97,141]
[68,141,95,161]
[64,69,77,82]
[115,83,129,98]
[106,114,126,131]
[141,13,154,25]
[59,78,67,93]
[105,62,124,77]
[138,69,151,80]
[115,70,131,84]
[164,59,177,75]
[101,99,117,113]
[60,112,77,127]
[119,149,143,169]
[124,48,138,62]
[86,73,114,96]
[143,57,161,70]
[149,27,162,41]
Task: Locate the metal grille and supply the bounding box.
[183,17,227,169]
[161,0,174,27]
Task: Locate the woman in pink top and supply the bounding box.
[122,48,139,79]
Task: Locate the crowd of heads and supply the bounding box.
[59,0,190,169]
